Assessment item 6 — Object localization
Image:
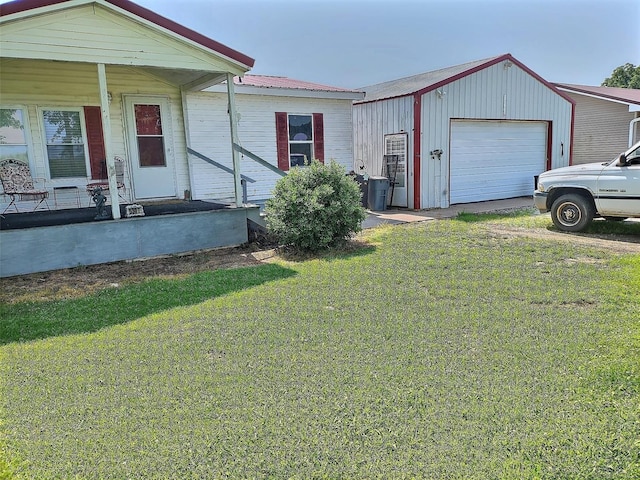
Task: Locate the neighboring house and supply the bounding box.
[553,84,640,165]
[353,54,575,209]
[0,0,255,216]
[186,75,364,204]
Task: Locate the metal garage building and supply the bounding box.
[353,54,574,209]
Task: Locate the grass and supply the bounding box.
[456,207,640,235]
[1,215,639,479]
[0,264,297,344]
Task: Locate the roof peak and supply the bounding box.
[0,0,255,68]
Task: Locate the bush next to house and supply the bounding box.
[265,160,366,252]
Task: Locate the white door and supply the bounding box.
[124,96,176,200]
[596,145,640,216]
[449,121,547,204]
[384,133,408,207]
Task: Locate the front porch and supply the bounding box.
[0,200,261,277]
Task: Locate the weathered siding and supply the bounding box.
[0,58,190,206]
[565,92,639,165]
[353,96,414,192]
[420,62,572,208]
[0,5,242,73]
[187,92,356,202]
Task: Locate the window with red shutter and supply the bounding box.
[275,112,325,169]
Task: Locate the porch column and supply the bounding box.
[97,63,120,219]
[226,73,243,206]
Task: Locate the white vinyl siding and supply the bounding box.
[186,92,355,202]
[0,4,244,74]
[450,121,546,204]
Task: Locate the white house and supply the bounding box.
[353,54,575,209]
[186,75,364,204]
[553,84,640,165]
[0,0,257,216]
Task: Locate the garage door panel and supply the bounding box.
[450,121,546,204]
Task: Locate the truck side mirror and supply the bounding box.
[616,153,628,166]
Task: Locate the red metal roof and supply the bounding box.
[0,0,255,68]
[236,75,361,93]
[554,83,640,105]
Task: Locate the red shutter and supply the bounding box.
[275,112,289,171]
[313,113,324,163]
[84,106,107,179]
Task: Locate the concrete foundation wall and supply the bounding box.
[0,207,255,277]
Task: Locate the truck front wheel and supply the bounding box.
[550,194,594,232]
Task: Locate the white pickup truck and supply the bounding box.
[534,141,640,231]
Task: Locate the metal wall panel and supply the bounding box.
[420,61,573,208]
[353,97,414,204]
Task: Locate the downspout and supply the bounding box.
[629,116,640,147]
[226,73,243,206]
[97,63,120,219]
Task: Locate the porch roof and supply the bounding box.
[0,0,255,90]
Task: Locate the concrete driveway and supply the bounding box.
[362,196,535,229]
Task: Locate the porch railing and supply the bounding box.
[232,143,287,178]
[187,146,286,204]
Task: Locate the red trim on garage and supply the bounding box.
[569,105,575,166]
[546,121,553,171]
[0,0,255,68]
[413,93,421,209]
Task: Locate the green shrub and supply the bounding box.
[265,160,366,251]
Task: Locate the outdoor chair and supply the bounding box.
[0,158,50,214]
[86,156,127,205]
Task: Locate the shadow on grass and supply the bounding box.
[579,218,640,236]
[541,220,640,247]
[0,263,296,345]
[275,240,377,263]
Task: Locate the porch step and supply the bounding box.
[245,203,267,229]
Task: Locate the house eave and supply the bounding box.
[0,0,255,72]
[204,84,365,100]
[555,86,640,112]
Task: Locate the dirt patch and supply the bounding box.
[489,225,640,254]
[0,244,268,304]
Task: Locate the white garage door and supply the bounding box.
[450,120,547,204]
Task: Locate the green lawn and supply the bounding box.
[1,215,639,479]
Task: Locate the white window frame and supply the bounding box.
[287,113,314,167]
[38,106,91,181]
[0,105,35,170]
[384,133,407,188]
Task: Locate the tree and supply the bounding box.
[601,63,640,89]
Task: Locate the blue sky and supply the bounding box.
[133,0,639,89]
[4,0,638,88]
